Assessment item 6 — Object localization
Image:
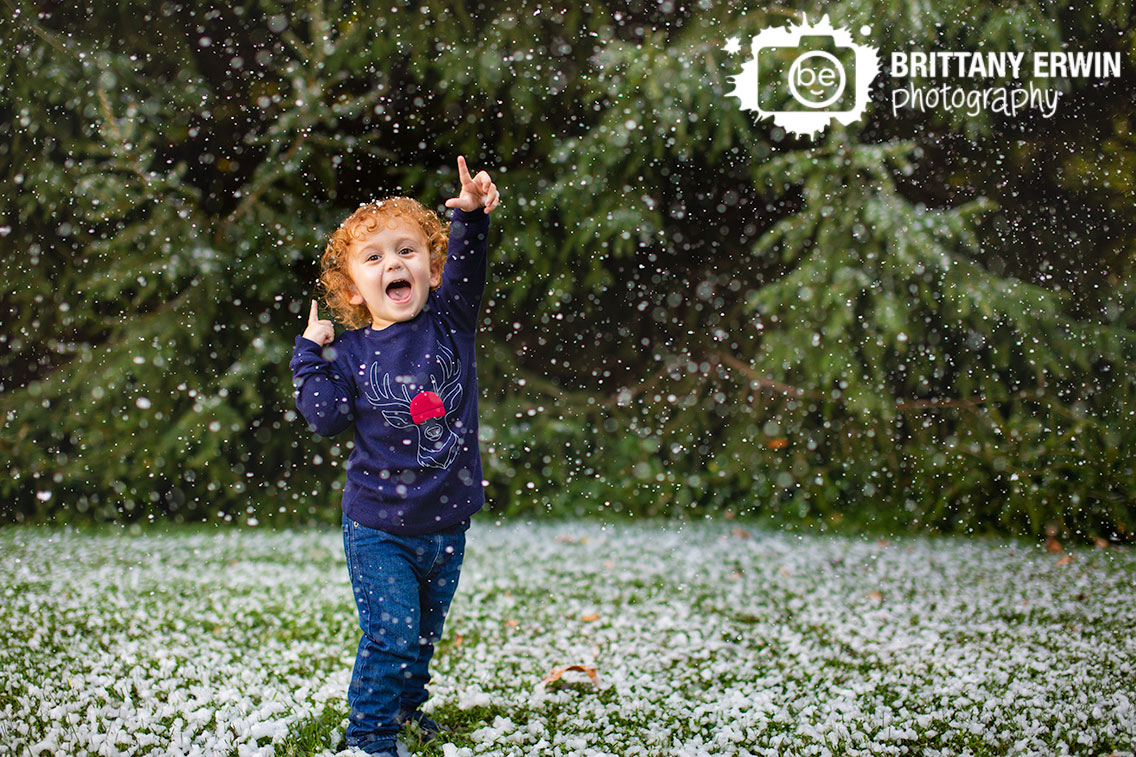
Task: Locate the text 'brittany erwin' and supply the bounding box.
[890,51,1122,79]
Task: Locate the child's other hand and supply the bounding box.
[302,300,335,346]
[444,155,500,214]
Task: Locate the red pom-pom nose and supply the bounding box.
[409,390,445,424]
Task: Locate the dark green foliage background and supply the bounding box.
[2,0,1135,541]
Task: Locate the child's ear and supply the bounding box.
[347,282,365,306]
[430,265,442,289]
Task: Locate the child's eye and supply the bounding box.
[399,247,413,255]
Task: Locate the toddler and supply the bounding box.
[289,156,500,755]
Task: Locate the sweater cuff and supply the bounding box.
[295,334,322,350]
[451,207,490,225]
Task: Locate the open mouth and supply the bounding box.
[385,278,412,304]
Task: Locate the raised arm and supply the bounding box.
[289,300,356,437]
[435,157,500,332]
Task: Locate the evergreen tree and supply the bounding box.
[1,0,1133,540]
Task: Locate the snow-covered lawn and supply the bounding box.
[0,520,1133,757]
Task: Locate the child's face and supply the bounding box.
[344,217,440,330]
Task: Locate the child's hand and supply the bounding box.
[444,155,500,214]
[302,300,335,346]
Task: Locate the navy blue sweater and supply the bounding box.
[290,208,489,534]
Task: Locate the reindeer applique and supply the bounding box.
[364,344,463,470]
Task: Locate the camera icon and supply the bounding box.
[727,15,880,137]
[758,35,857,113]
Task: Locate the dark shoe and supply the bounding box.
[347,737,398,756]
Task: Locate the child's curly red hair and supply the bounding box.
[318,197,449,329]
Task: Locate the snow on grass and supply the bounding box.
[0,520,1133,756]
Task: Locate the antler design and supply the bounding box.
[431,344,463,414]
[365,362,414,428]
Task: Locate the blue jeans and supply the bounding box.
[342,515,469,753]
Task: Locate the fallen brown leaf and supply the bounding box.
[732,528,751,539]
[542,664,599,687]
[1056,554,1073,567]
[868,592,883,601]
[1046,537,1063,554]
[580,613,599,622]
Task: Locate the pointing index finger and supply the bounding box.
[457,155,473,187]
[309,299,319,323]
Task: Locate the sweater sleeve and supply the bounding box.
[289,335,356,437]
[435,208,490,333]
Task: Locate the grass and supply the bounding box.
[0,519,1134,756]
